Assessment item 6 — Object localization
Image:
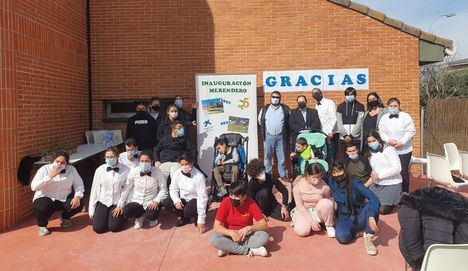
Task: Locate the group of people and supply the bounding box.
[30,88,416,258]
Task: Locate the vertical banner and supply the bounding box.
[196,74,258,176]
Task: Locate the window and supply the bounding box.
[103,99,174,123]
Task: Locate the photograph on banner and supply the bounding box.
[263,68,369,92]
[196,74,258,176]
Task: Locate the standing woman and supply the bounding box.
[157,104,180,141]
[378,98,416,193]
[356,92,387,152]
[31,151,84,236]
[89,147,130,234]
[326,161,380,256]
[167,153,208,233]
[366,131,402,215]
[119,151,167,229]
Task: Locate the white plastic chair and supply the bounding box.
[420,244,468,271]
[460,150,468,178]
[426,152,468,192]
[444,143,462,171]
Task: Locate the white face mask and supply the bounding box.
[53,162,65,170]
[256,172,266,181]
[348,153,359,160]
[169,112,178,119]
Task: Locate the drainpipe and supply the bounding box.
[86,0,93,130]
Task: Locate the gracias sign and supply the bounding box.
[263,68,369,92]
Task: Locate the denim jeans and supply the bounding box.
[335,201,379,244]
[264,133,286,178]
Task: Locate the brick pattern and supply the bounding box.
[0,0,88,231]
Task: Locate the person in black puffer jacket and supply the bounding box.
[398,187,468,271]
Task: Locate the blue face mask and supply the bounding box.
[105,158,117,167]
[176,128,185,137]
[174,99,183,108]
[345,95,355,103]
[369,142,381,151]
[389,108,400,116]
[139,162,151,172]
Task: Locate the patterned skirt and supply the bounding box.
[369,182,402,206]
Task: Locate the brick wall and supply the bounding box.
[0,0,88,231]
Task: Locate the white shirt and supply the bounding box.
[378,111,416,155]
[88,163,130,217]
[118,151,141,168]
[369,146,403,186]
[315,97,337,135]
[31,164,85,202]
[170,167,208,224]
[119,166,167,209]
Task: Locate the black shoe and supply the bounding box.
[176,217,190,227]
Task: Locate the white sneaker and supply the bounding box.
[59,216,71,228]
[38,226,50,236]
[149,219,159,228]
[249,246,268,257]
[326,226,336,238]
[217,249,227,257]
[134,217,144,229]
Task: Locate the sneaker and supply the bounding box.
[38,226,50,236]
[364,233,378,256]
[248,246,268,257]
[134,217,144,229]
[149,219,159,228]
[59,216,71,228]
[217,249,227,257]
[326,226,336,238]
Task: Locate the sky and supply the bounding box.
[353,0,468,60]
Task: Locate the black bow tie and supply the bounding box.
[59,169,66,174]
[140,171,151,177]
[317,102,321,105]
[389,114,399,119]
[182,171,191,178]
[107,167,119,172]
[133,154,139,158]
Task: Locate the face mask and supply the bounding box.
[105,158,117,167]
[127,150,136,157]
[137,110,146,114]
[271,97,280,105]
[151,105,160,111]
[369,142,381,151]
[348,153,359,160]
[256,172,266,181]
[174,99,183,108]
[368,100,379,108]
[230,198,242,207]
[333,174,346,184]
[176,128,185,137]
[298,101,307,109]
[313,93,323,102]
[169,112,178,119]
[53,162,65,169]
[139,162,151,172]
[389,108,400,116]
[181,165,192,174]
[345,95,355,103]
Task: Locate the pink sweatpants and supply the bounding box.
[293,198,334,237]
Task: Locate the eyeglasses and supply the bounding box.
[271,96,280,99]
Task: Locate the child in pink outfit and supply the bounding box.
[292,163,335,238]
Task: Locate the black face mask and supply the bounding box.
[137,110,146,114]
[313,93,323,102]
[368,100,379,109]
[333,174,346,184]
[152,105,160,111]
[298,101,307,109]
[230,198,242,207]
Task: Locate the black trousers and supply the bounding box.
[399,152,412,193]
[163,198,198,220]
[254,188,284,221]
[33,192,84,227]
[124,202,160,221]
[327,133,339,163]
[92,202,125,234]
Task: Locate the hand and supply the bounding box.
[112,207,123,217]
[192,121,197,126]
[49,166,63,178]
[368,217,379,233]
[388,139,398,146]
[281,206,290,221]
[148,201,158,210]
[217,160,223,166]
[238,226,251,241]
[154,161,161,168]
[230,230,242,243]
[289,152,296,160]
[394,141,404,149]
[175,202,184,210]
[192,102,198,109]
[70,196,81,209]
[198,223,206,234]
[344,136,352,143]
[327,133,333,139]
[364,177,373,188]
[310,221,321,231]
[371,171,379,180]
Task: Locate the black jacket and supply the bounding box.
[248,173,289,214]
[125,112,158,151]
[153,135,193,163]
[398,187,468,271]
[289,107,321,149]
[259,104,290,138]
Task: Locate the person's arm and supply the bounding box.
[153,140,163,162]
[118,171,135,207]
[30,166,52,191]
[71,167,85,199]
[169,172,182,204]
[400,114,416,145]
[273,177,289,206]
[88,167,101,217]
[156,122,165,141]
[257,108,263,126]
[191,107,197,122]
[336,111,347,138]
[355,182,380,218]
[249,202,269,232]
[213,219,234,236]
[351,111,365,138]
[362,156,373,177]
[195,175,208,225]
[154,170,168,204]
[329,101,337,133]
[310,110,322,132]
[378,117,390,143]
[223,148,239,164]
[374,147,402,179]
[292,183,314,223]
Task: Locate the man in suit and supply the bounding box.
[288,95,322,152]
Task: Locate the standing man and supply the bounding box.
[125,100,157,151]
[258,91,290,182]
[312,88,338,162]
[289,95,322,152]
[148,97,165,148]
[174,95,197,129]
[336,87,365,160]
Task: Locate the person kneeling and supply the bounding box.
[291,163,335,238]
[209,180,269,257]
[213,137,240,197]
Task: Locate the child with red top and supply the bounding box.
[209,180,270,257]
